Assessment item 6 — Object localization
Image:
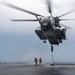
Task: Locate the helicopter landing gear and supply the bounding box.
[59,39,62,43]
[43,40,46,43]
[60,40,62,43]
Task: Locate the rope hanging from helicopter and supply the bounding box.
[51,45,57,65]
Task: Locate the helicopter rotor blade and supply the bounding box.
[58,10,75,18]
[46,0,52,14]
[2,2,44,17]
[59,19,75,21]
[60,23,71,29]
[11,19,38,22]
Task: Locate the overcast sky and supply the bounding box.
[0,0,75,63]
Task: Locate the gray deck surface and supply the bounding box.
[0,64,75,75]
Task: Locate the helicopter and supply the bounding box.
[2,0,75,50]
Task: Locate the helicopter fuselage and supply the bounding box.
[35,17,66,45]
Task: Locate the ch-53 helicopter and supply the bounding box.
[2,0,75,51]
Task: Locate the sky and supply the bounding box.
[0,0,75,63]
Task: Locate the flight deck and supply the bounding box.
[0,63,75,75]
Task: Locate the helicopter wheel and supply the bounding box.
[43,40,46,43]
[60,40,62,43]
[59,39,62,43]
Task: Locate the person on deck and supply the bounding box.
[39,57,42,66]
[34,57,38,66]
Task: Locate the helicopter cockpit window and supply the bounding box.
[41,19,49,26]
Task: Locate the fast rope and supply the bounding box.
[51,45,57,65]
